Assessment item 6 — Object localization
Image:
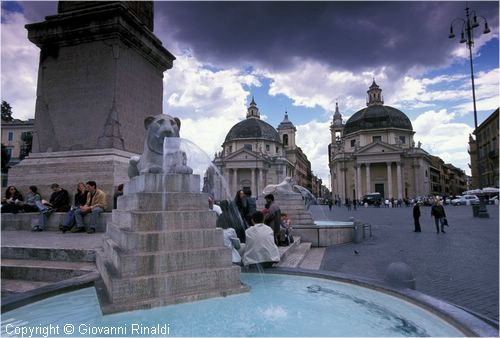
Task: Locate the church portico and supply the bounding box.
[329,81,432,202]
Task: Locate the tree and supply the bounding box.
[19,131,33,160]
[1,100,14,122]
[1,143,11,173]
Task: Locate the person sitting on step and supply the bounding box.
[32,183,70,232]
[71,181,107,234]
[18,186,42,212]
[60,182,88,233]
[1,186,24,214]
[242,211,280,268]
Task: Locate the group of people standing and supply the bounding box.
[213,189,293,268]
[1,181,108,233]
[413,199,448,234]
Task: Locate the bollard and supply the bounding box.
[472,204,479,217]
[364,202,368,208]
[353,220,363,243]
[384,262,416,289]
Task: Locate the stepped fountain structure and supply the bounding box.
[260,177,315,226]
[95,114,248,314]
[260,178,358,246]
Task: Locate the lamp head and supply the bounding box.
[448,25,455,39]
[460,31,467,43]
[472,15,480,28]
[483,21,491,34]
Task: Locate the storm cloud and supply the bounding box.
[155,1,498,73]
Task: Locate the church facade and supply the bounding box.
[329,81,432,201]
[214,99,312,197]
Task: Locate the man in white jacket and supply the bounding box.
[242,211,280,268]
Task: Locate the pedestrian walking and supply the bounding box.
[413,202,421,232]
[430,199,447,234]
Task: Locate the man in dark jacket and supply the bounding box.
[264,194,282,245]
[243,188,257,225]
[412,203,421,232]
[430,199,447,234]
[32,183,70,232]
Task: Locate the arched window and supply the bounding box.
[283,134,289,146]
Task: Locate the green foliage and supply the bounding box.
[1,100,14,122]
[1,143,11,173]
[19,131,33,160]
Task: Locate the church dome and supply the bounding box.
[225,118,281,143]
[344,80,413,135]
[344,105,413,135]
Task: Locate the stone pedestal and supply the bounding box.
[25,1,174,154]
[9,2,177,206]
[7,149,133,208]
[96,173,248,314]
[258,193,315,226]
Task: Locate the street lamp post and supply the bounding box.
[448,5,490,218]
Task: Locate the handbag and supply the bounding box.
[443,218,449,226]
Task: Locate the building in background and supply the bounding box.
[468,108,499,189]
[429,155,468,197]
[214,99,315,197]
[1,118,34,187]
[329,81,432,201]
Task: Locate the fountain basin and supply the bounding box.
[2,270,496,337]
[293,221,355,247]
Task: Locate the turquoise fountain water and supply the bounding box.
[1,274,465,337]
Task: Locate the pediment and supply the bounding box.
[356,141,402,154]
[225,148,261,161]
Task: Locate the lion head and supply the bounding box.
[144,114,181,154]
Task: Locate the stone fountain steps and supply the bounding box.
[2,259,96,282]
[95,278,248,315]
[117,192,208,211]
[1,246,96,262]
[101,238,233,277]
[1,212,111,232]
[97,251,245,304]
[1,231,103,298]
[106,225,224,252]
[277,243,312,268]
[96,173,249,314]
[111,210,217,231]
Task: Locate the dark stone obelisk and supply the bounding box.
[8,1,175,205]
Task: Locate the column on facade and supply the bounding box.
[386,162,393,199]
[232,168,238,194]
[251,168,256,197]
[356,165,362,198]
[259,168,264,196]
[413,161,420,198]
[337,164,344,200]
[365,163,371,193]
[397,162,403,199]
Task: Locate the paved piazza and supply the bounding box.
[309,204,499,322]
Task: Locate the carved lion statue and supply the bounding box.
[262,177,298,195]
[128,114,193,178]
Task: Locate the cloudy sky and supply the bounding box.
[1,1,499,186]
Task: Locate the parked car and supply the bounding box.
[451,195,479,206]
[361,193,383,205]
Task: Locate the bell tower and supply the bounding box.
[277,111,296,149]
[367,79,384,106]
[330,102,344,146]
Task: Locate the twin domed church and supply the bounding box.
[329,80,431,201]
[215,80,432,200]
[214,98,312,197]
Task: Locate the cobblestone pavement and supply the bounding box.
[309,203,499,322]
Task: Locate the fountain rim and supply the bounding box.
[1,268,497,337]
[269,268,498,337]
